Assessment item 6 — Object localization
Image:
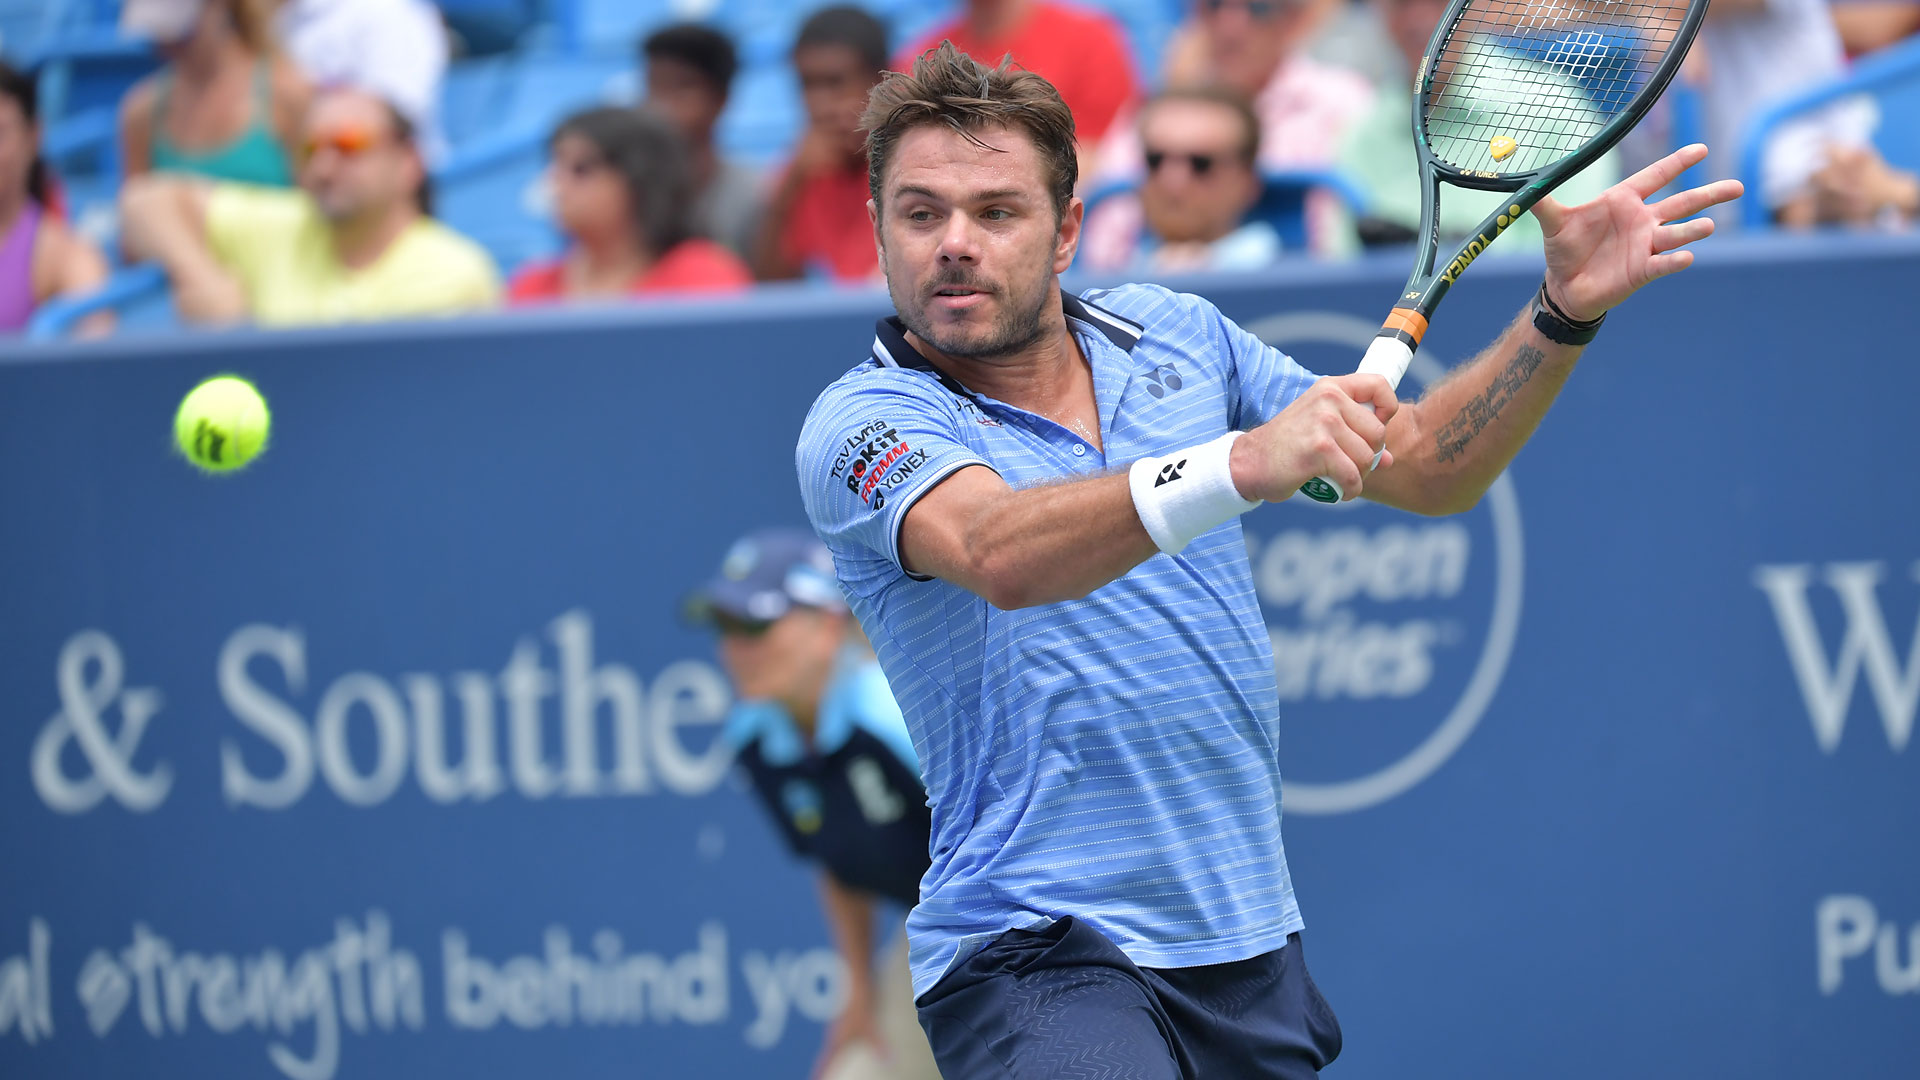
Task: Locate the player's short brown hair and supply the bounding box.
[860,41,1078,220]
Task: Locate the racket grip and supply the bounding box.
[1298,334,1416,504]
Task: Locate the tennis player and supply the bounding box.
[796,43,1740,1079]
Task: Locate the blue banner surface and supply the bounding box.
[4,235,1917,1079]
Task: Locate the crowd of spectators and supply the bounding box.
[2,0,1916,336]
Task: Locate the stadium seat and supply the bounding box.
[1737,33,1920,226]
[434,47,637,271]
[436,0,544,56]
[24,262,173,341]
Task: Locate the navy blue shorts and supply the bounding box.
[916,917,1343,1079]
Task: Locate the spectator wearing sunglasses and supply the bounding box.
[118,86,498,326]
[1125,87,1281,273]
[275,0,451,163]
[687,529,941,1080]
[1083,0,1375,263]
[506,107,751,304]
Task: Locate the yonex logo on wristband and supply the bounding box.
[1155,460,1187,487]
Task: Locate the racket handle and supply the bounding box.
[1298,334,1416,504]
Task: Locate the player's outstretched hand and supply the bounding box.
[1533,143,1745,323]
[1231,374,1398,502]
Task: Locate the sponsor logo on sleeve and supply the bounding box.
[829,419,936,509]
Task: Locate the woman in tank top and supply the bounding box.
[0,62,111,335]
[119,0,308,188]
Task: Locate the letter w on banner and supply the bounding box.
[1754,561,1920,753]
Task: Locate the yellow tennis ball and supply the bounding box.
[174,375,270,473]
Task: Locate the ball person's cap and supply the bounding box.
[684,528,846,628]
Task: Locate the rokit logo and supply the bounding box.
[1243,313,1525,815]
[829,420,927,509]
[1753,560,1918,753]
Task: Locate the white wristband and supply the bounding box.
[1128,431,1261,555]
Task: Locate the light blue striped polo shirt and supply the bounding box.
[795,283,1321,996]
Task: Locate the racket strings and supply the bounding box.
[1422,0,1689,176]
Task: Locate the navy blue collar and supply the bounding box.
[868,291,1143,385]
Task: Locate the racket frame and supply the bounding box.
[1298,0,1710,503]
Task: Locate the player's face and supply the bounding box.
[716,608,842,707]
[298,93,419,225]
[1139,100,1260,244]
[793,44,878,158]
[875,123,1082,362]
[1197,0,1314,95]
[547,133,633,246]
[645,58,725,145]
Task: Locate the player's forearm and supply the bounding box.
[1374,308,1579,515]
[947,472,1159,610]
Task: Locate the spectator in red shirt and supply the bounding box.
[753,5,888,283]
[894,0,1139,151]
[509,107,751,305]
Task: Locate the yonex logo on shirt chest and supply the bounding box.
[1143,364,1183,398]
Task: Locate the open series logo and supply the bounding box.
[1245,313,1525,815]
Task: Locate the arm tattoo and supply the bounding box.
[1433,343,1546,464]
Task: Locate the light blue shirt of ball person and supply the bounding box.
[795,283,1323,997]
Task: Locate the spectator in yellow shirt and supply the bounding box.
[120,86,498,327]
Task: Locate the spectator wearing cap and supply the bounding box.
[754,6,889,283]
[1084,0,1376,261]
[893,0,1140,158]
[507,107,751,304]
[688,529,942,1080]
[119,86,498,326]
[1087,86,1283,274]
[643,23,764,262]
[275,0,451,162]
[119,0,309,187]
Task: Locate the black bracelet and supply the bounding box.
[1531,280,1605,346]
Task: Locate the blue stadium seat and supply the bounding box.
[546,0,685,53]
[24,262,173,341]
[435,0,543,55]
[717,61,800,166]
[1738,34,1920,227]
[433,47,635,270]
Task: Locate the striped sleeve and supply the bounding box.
[796,373,990,578]
[1201,297,1323,430]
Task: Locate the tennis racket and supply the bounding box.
[1299,0,1709,503]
